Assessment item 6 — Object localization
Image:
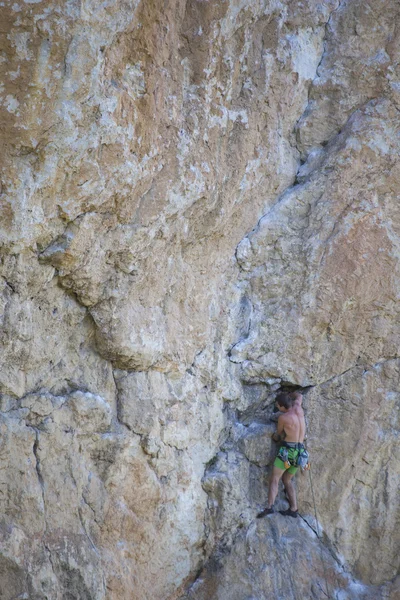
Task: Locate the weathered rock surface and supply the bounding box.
[233,98,400,386]
[186,361,400,599]
[183,517,393,600]
[0,0,399,598]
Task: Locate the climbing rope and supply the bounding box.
[308,465,333,599]
[302,394,337,600]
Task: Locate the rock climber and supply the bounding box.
[257,391,306,519]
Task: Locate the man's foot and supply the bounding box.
[257,507,274,518]
[279,508,298,518]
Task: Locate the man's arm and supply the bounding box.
[272,415,286,442]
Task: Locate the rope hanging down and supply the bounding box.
[308,466,334,599]
[303,394,337,600]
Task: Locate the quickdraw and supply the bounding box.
[297,447,310,469]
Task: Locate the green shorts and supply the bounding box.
[274,446,299,474]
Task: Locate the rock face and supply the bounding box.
[0,0,399,599]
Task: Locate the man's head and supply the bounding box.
[275,392,293,412]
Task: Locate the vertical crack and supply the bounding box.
[111,367,123,426]
[32,429,58,583]
[32,430,45,513]
[67,436,101,559]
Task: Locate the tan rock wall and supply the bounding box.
[0,0,399,598]
[191,0,400,597]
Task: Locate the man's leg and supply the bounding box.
[267,466,285,508]
[282,470,297,511]
[257,466,285,517]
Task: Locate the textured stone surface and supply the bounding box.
[1,0,336,374]
[183,516,400,600]
[0,0,399,598]
[232,98,400,386]
[184,517,366,600]
[300,360,400,585]
[187,363,400,599]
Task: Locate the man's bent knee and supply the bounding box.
[271,466,285,483]
[282,471,294,483]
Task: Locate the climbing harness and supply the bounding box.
[278,441,310,470]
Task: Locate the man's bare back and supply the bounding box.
[278,406,305,443]
[277,393,306,443]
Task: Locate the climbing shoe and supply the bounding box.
[279,508,298,518]
[257,507,274,518]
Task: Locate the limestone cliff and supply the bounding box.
[0,1,399,599]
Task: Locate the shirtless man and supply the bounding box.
[257,391,306,518]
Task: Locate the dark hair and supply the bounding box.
[275,392,293,410]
